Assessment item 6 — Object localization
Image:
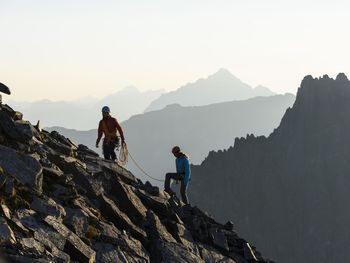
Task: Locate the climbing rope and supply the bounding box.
[119,142,164,182]
[118,141,129,166]
[128,152,165,182]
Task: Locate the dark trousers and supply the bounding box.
[103,141,117,160]
[164,173,189,205]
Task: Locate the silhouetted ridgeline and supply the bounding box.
[190,73,350,263]
[0,103,272,262]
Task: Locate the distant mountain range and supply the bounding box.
[10,69,276,130]
[189,74,350,263]
[48,93,295,185]
[145,68,275,112]
[9,86,164,130]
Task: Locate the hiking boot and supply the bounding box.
[164,188,175,196]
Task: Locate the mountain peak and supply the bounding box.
[336,72,349,82]
[296,73,350,107]
[215,68,232,75]
[300,73,350,90]
[209,68,238,80]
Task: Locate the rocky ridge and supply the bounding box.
[0,101,271,262]
[190,73,350,263]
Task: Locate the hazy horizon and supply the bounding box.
[2,0,350,102]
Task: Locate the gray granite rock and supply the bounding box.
[0,82,10,95]
[109,179,147,224]
[63,208,89,238]
[150,239,204,263]
[44,215,96,263]
[199,243,237,263]
[31,196,66,221]
[93,242,149,263]
[0,216,16,244]
[0,145,43,193]
[19,238,46,257]
[98,193,147,243]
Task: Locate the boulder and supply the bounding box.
[0,216,16,244]
[144,181,160,196]
[0,145,43,193]
[67,162,102,198]
[78,144,99,157]
[42,166,64,179]
[109,179,147,223]
[146,210,176,243]
[5,255,52,263]
[71,197,101,220]
[165,220,198,254]
[33,232,71,263]
[98,193,147,243]
[14,120,39,141]
[0,83,11,95]
[97,159,139,186]
[1,204,30,235]
[93,242,149,263]
[97,221,122,245]
[150,239,204,263]
[209,228,229,252]
[136,189,170,218]
[31,196,66,221]
[16,209,66,250]
[63,208,89,238]
[19,237,46,257]
[97,221,149,261]
[199,244,237,263]
[44,215,96,263]
[46,138,74,156]
[0,110,24,142]
[49,131,78,149]
[225,221,235,231]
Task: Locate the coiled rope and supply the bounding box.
[118,141,129,166]
[119,142,165,182]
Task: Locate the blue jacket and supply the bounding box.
[176,155,191,185]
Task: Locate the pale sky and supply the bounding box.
[1,0,350,102]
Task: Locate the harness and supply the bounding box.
[102,120,118,145]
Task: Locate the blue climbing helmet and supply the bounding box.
[102,106,110,113]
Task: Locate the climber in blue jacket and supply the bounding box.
[164,146,191,205]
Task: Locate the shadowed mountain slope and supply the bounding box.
[190,73,350,263]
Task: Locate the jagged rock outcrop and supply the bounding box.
[190,74,350,263]
[0,103,271,262]
[0,83,11,106]
[0,83,10,95]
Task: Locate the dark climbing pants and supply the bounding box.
[164,173,189,205]
[103,141,117,161]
